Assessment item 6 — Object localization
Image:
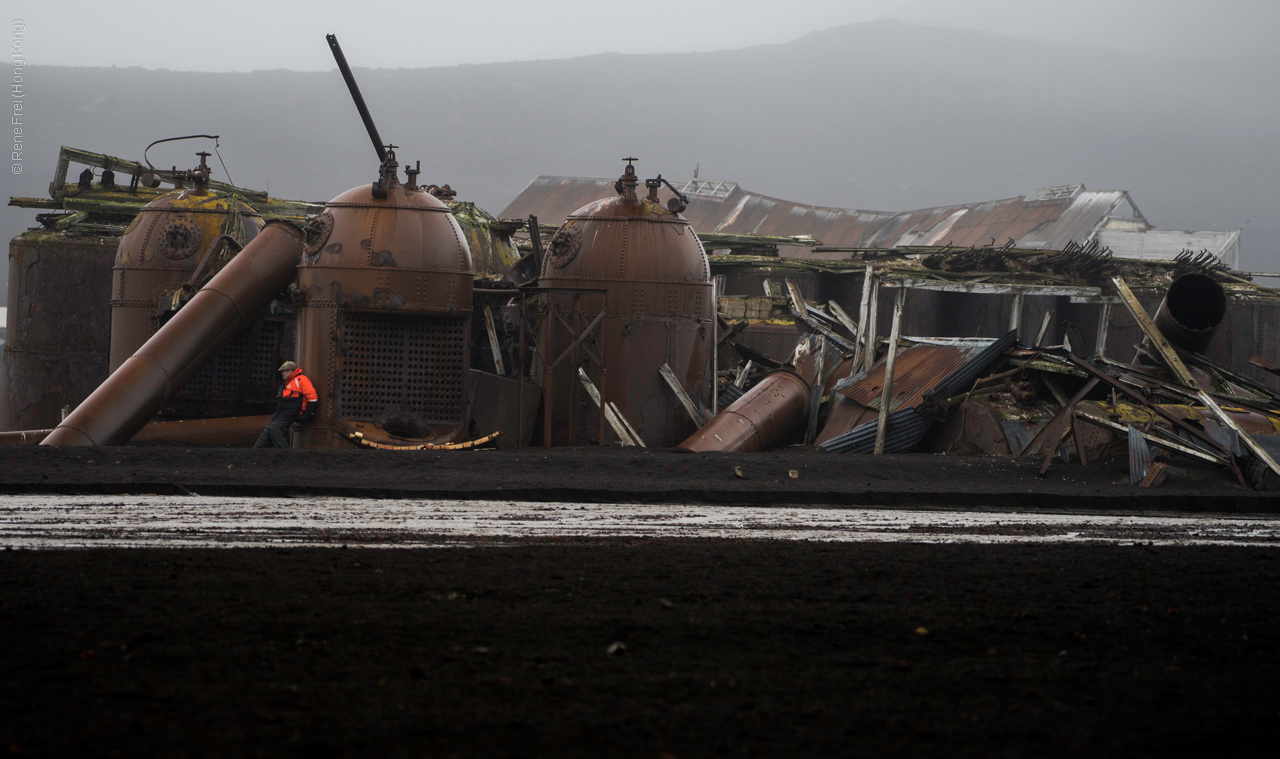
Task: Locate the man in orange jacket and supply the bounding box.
[254,361,318,448]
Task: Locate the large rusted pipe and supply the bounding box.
[676,370,810,453]
[0,415,273,447]
[1153,273,1227,355]
[41,222,303,446]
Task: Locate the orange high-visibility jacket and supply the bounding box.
[279,368,318,416]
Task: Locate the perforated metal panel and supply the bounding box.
[180,321,283,399]
[339,312,468,424]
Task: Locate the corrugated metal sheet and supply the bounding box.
[814,332,1015,451]
[814,337,999,447]
[1095,229,1240,269]
[717,383,745,412]
[818,407,932,454]
[923,332,1018,400]
[500,177,1130,255]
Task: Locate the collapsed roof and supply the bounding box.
[502,178,1241,268]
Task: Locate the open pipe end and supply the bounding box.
[1154,273,1227,354]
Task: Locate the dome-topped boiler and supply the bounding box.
[537,159,713,447]
[293,148,475,448]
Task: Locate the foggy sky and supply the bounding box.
[9,0,1280,72]
[3,2,1279,305]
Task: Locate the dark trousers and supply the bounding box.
[254,417,293,448]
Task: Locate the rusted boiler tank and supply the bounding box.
[538,160,714,447]
[109,152,262,372]
[109,152,294,419]
[291,151,474,449]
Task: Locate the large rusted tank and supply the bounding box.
[42,221,305,446]
[292,150,475,449]
[109,152,262,372]
[538,160,714,447]
[2,231,116,431]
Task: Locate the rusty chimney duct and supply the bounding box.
[1153,272,1227,354]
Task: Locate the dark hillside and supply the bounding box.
[6,20,1277,301]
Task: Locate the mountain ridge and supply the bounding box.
[4,19,1276,306]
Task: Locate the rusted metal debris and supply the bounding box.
[7,31,1280,489]
[677,370,810,453]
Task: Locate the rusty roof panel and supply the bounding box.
[501,177,1127,254]
[814,337,1001,447]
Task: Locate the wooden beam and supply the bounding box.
[863,271,880,373]
[1008,292,1025,341]
[884,278,1112,299]
[660,363,705,427]
[611,401,644,447]
[1094,302,1112,358]
[828,300,859,339]
[1074,410,1225,465]
[578,368,640,446]
[784,279,807,319]
[1020,378,1099,459]
[804,336,826,445]
[874,288,906,455]
[1110,277,1196,387]
[1034,309,1054,348]
[483,306,505,376]
[854,264,874,373]
[1110,275,1280,480]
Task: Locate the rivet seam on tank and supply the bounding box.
[138,212,160,264]
[367,209,380,266]
[619,221,628,277]
[448,214,469,271]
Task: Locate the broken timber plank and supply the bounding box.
[611,401,644,447]
[1095,302,1112,358]
[804,336,826,446]
[828,300,859,339]
[874,288,906,455]
[660,363,705,428]
[1074,411,1225,465]
[1110,277,1195,387]
[1008,292,1025,342]
[1111,275,1280,480]
[1034,310,1054,348]
[1066,353,1230,462]
[1020,378,1099,459]
[862,269,879,373]
[483,306,505,376]
[578,368,641,446]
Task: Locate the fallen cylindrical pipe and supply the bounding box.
[676,370,810,453]
[1153,273,1227,354]
[41,222,304,446]
[1,415,275,447]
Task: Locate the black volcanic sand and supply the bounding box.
[2,542,1278,757]
[0,446,1275,511]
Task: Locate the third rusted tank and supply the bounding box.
[538,159,714,447]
